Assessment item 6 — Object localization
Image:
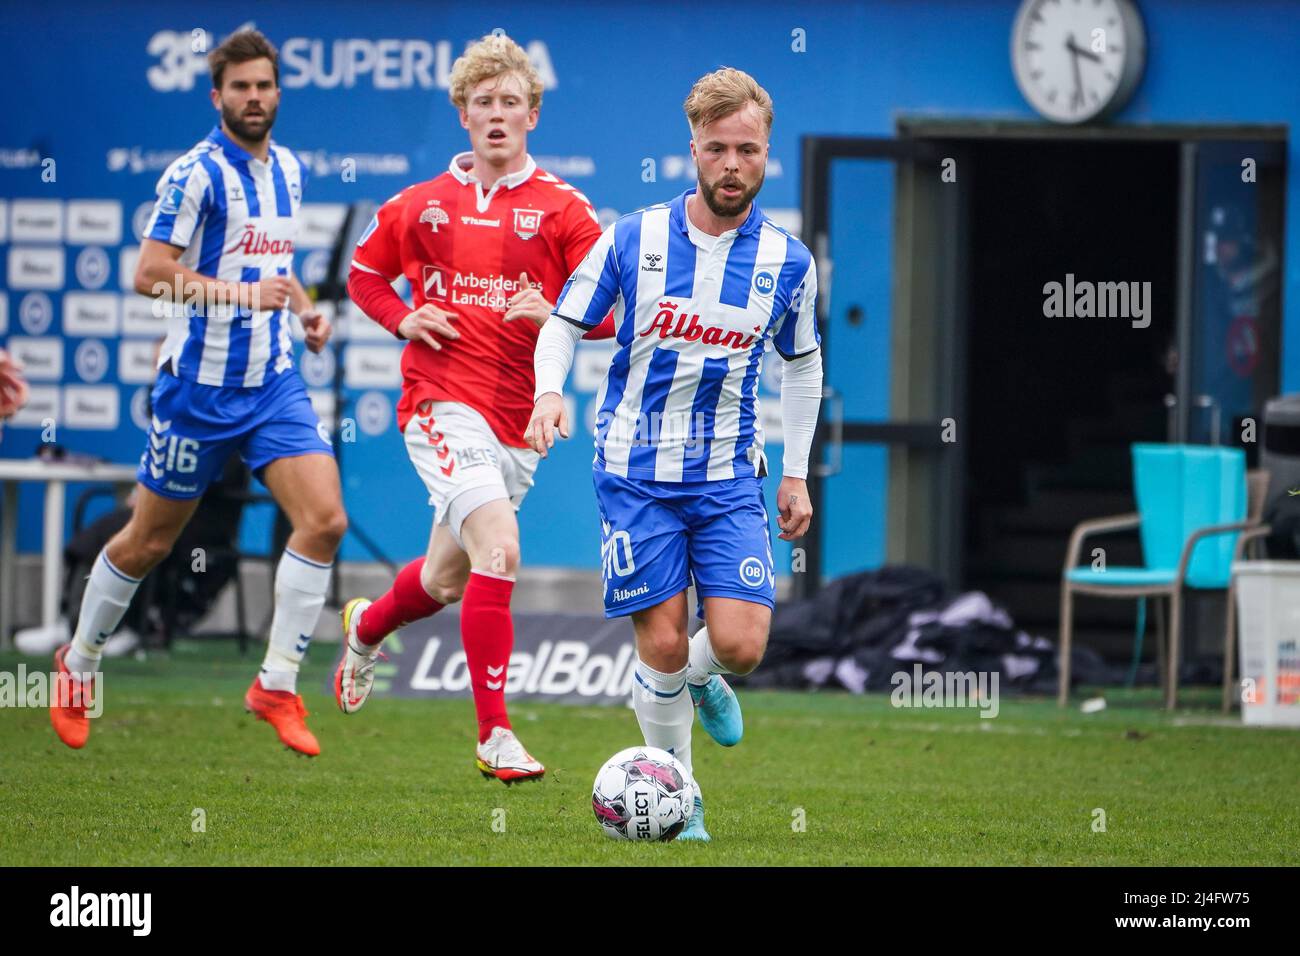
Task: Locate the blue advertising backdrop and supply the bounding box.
[3,0,1299,579]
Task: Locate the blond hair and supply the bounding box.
[449,34,543,111]
[683,67,773,135]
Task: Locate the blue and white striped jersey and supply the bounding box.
[144,126,307,388]
[553,188,819,483]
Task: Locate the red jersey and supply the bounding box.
[350,152,603,447]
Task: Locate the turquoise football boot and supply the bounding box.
[688,675,744,746]
[677,793,710,842]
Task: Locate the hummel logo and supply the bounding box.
[151,415,171,433]
[642,253,664,273]
[295,633,312,654]
[1289,487,1300,497]
[486,666,505,690]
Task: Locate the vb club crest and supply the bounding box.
[513,208,544,240]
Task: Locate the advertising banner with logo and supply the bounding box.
[1,0,966,576]
[371,613,636,706]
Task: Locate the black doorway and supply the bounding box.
[963,138,1179,661]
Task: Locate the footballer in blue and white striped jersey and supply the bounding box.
[144,125,308,389]
[531,68,825,840]
[57,33,344,758]
[553,188,819,483]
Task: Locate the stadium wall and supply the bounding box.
[2,0,1297,577]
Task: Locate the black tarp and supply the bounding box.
[734,566,1125,694]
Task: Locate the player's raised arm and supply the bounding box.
[135,154,289,315]
[552,185,616,340]
[288,273,332,353]
[773,257,822,541]
[526,224,621,456]
[135,240,291,315]
[346,203,461,349]
[528,319,581,456]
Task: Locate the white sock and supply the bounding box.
[260,548,332,693]
[686,625,729,687]
[632,658,694,777]
[66,552,141,673]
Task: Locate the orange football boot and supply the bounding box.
[244,677,321,756]
[50,645,95,749]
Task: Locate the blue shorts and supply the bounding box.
[137,369,333,499]
[594,468,776,619]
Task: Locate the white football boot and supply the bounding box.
[475,726,546,784]
[334,598,385,714]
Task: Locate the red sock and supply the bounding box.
[357,558,443,645]
[460,570,514,742]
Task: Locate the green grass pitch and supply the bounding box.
[2,641,1297,866]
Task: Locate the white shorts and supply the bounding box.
[404,400,540,543]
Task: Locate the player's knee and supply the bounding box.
[726,639,766,676]
[473,538,520,577]
[117,521,177,572]
[493,541,520,576]
[709,624,768,676]
[324,508,349,548]
[640,626,689,670]
[304,507,347,553]
[131,539,173,574]
[421,566,465,606]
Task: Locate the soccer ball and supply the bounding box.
[591,746,696,842]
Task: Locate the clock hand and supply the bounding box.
[1067,37,1084,109]
[1066,36,1103,63]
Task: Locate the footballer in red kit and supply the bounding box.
[337,32,610,782]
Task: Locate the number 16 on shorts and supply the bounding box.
[146,430,199,480]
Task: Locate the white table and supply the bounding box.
[0,459,140,650]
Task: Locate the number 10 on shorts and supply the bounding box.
[602,522,635,578]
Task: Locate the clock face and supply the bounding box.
[1011,0,1146,124]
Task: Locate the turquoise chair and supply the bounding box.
[1058,444,1268,710]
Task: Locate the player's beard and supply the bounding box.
[697,169,764,219]
[222,100,277,144]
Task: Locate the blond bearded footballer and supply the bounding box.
[528,69,822,838]
[339,34,611,782]
[50,29,345,756]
